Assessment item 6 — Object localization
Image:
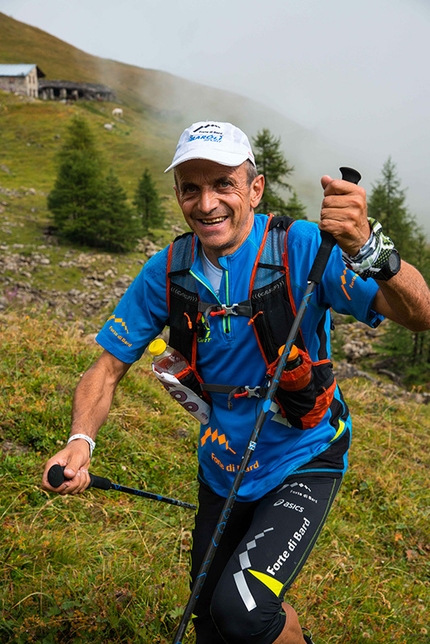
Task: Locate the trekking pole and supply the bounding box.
[172,166,361,643]
[47,464,196,510]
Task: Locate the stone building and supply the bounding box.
[0,64,45,97]
[38,79,116,102]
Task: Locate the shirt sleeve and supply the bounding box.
[288,221,384,328]
[320,244,383,328]
[95,246,170,363]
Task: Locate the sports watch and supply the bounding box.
[372,248,401,281]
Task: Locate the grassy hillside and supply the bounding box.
[0,310,429,643]
[0,10,207,113]
[0,88,180,199]
[0,89,184,326]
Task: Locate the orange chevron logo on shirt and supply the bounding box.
[200,427,236,454]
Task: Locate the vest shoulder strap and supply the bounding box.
[166,232,198,364]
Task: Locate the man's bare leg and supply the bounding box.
[272,603,307,644]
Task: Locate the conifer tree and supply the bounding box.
[368,158,430,384]
[48,116,105,246]
[96,169,141,252]
[134,168,165,234]
[252,128,295,215]
[285,190,307,220]
[367,157,415,257]
[48,116,139,252]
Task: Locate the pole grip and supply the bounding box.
[47,464,111,490]
[339,166,361,184]
[47,464,67,488]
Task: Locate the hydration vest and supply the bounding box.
[165,214,337,429]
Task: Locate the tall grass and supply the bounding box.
[1,310,429,643]
[1,311,198,643]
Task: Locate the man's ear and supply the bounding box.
[250,174,265,209]
[173,184,181,206]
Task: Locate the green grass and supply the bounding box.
[0,92,186,331]
[1,311,199,643]
[0,91,181,201]
[1,311,429,643]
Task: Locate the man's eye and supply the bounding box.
[219,181,231,188]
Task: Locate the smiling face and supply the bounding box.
[174,159,265,267]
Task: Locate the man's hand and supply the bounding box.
[319,175,370,256]
[41,440,91,495]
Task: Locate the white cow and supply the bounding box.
[112,108,123,118]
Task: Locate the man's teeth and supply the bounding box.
[201,217,227,225]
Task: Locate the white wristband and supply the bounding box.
[67,434,96,458]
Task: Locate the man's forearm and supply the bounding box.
[70,351,131,440]
[373,261,430,331]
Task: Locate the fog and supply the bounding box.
[2,0,430,233]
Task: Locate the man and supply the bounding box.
[42,121,430,643]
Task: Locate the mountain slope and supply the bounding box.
[0,11,347,215]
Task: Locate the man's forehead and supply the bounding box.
[175,159,245,181]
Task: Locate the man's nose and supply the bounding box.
[198,188,219,214]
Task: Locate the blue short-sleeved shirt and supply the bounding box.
[96,215,383,501]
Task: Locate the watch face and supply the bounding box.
[388,250,401,272]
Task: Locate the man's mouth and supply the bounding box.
[200,216,227,226]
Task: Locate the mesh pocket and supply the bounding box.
[271,360,335,430]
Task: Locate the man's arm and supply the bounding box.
[320,175,430,332]
[372,262,430,331]
[41,349,131,495]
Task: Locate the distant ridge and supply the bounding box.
[0,11,351,215]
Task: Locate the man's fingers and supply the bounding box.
[49,466,91,495]
[322,176,366,197]
[64,467,91,495]
[320,175,333,191]
[41,447,91,495]
[319,174,370,256]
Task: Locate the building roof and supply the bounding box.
[0,64,45,78]
[38,79,116,100]
[39,80,112,92]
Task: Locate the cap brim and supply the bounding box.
[165,150,254,173]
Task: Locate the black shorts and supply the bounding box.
[191,472,343,644]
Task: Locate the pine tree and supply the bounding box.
[367,157,415,258]
[252,128,295,215]
[47,116,105,246]
[285,190,307,220]
[381,223,430,386]
[96,169,141,252]
[134,168,165,234]
[48,116,140,252]
[368,158,430,385]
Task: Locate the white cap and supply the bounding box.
[164,121,256,173]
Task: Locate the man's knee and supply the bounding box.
[210,582,286,644]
